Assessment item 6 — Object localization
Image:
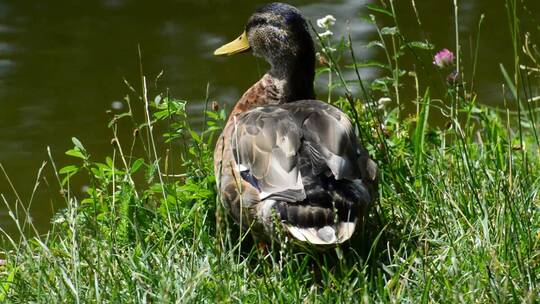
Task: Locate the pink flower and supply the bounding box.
[433,49,455,68]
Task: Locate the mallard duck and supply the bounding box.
[213,3,378,245]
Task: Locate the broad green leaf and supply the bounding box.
[190,130,201,143]
[59,165,79,175]
[65,148,85,160]
[130,158,145,174]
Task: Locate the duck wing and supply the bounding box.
[232,106,307,203]
[233,100,378,244]
[281,100,367,181]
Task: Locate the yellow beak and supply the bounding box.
[214,31,251,56]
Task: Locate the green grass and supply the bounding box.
[1,1,539,302]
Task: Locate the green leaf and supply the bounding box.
[380,27,399,36]
[206,111,219,120]
[65,148,86,160]
[130,158,145,174]
[0,266,15,302]
[405,41,434,50]
[145,161,158,184]
[106,157,114,168]
[71,137,85,152]
[59,165,79,175]
[366,40,385,49]
[61,171,77,186]
[346,60,389,70]
[190,130,201,143]
[153,110,170,120]
[366,4,393,17]
[90,167,101,177]
[413,89,431,175]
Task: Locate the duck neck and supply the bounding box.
[267,47,315,103]
[229,42,316,119]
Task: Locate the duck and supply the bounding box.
[213,2,378,246]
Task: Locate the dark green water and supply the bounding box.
[0,0,538,236]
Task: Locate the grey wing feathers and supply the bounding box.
[282,100,363,180]
[230,100,377,244]
[233,107,306,202]
[233,100,369,201]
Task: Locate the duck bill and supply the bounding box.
[214,31,251,56]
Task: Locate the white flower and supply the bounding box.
[325,47,337,53]
[317,15,336,29]
[319,30,333,39]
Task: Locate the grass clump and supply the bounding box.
[1,1,539,302]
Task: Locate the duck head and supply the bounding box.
[215,3,315,101]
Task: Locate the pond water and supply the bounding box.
[0,0,538,236]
